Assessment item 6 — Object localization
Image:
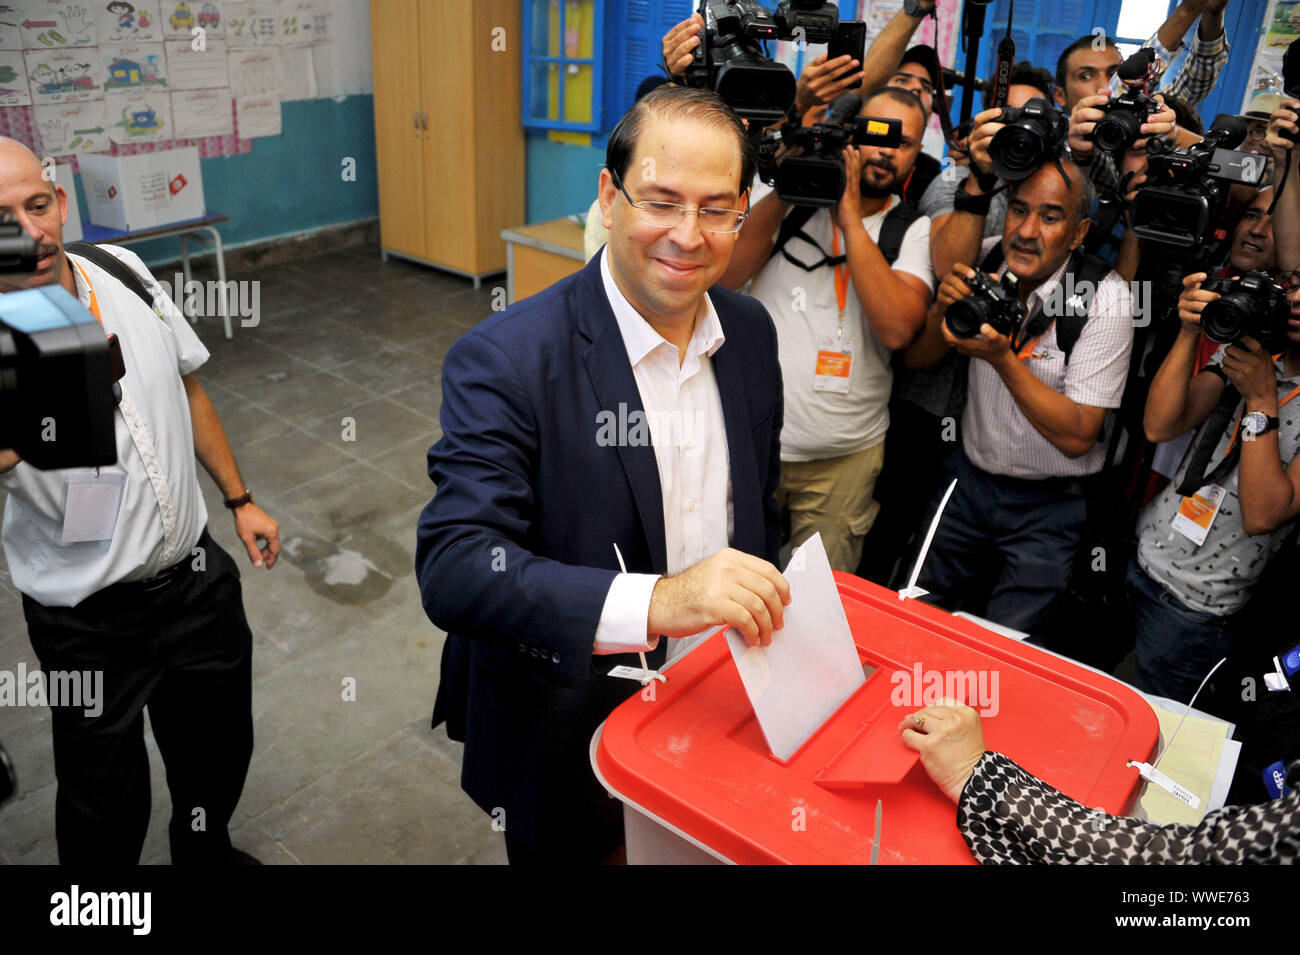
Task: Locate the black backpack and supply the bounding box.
[770,199,923,272]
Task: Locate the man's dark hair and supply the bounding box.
[1160,91,1204,136]
[1009,157,1096,225]
[984,61,1054,110]
[1055,34,1119,92]
[861,85,928,130]
[605,85,756,195]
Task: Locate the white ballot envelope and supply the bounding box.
[724,533,865,760]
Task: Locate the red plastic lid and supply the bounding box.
[595,573,1160,864]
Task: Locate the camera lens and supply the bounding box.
[990,118,1053,182]
[946,297,991,339]
[1201,294,1252,345]
[1093,109,1143,154]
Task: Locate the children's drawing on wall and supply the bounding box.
[102,40,165,88]
[106,86,170,141]
[224,1,273,49]
[18,0,98,48]
[0,49,31,103]
[96,1,162,43]
[35,99,109,152]
[24,47,104,103]
[0,4,23,50]
[162,0,221,39]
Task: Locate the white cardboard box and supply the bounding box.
[80,147,205,232]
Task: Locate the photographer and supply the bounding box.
[720,87,934,572]
[1267,96,1300,274]
[0,137,276,864]
[1132,267,1300,704]
[905,157,1134,635]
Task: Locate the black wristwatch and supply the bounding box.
[953,186,994,216]
[223,488,254,510]
[1242,411,1280,439]
[903,0,933,18]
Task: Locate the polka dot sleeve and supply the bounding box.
[957,752,1300,864]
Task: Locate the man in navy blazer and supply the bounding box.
[416,86,789,864]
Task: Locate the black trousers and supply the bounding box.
[915,449,1089,637]
[22,527,254,865]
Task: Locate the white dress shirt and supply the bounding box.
[592,247,733,660]
[1,247,210,607]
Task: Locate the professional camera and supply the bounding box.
[1090,48,1161,154]
[945,268,1027,339]
[1201,270,1292,352]
[683,1,860,123]
[988,97,1069,181]
[0,217,118,470]
[756,93,903,206]
[1129,115,1269,257]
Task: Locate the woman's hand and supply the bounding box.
[899,700,987,803]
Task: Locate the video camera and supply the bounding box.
[988,97,1069,181]
[0,217,118,470]
[683,0,861,123]
[1129,115,1268,258]
[756,92,903,206]
[946,268,1026,340]
[1201,271,1292,352]
[1090,48,1162,155]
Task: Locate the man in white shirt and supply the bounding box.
[721,86,934,572]
[417,86,787,864]
[0,137,279,864]
[906,157,1133,635]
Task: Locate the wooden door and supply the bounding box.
[370,0,426,260]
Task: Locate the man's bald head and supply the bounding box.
[0,136,71,294]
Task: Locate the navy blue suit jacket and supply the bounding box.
[415,250,782,851]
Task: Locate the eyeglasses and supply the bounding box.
[609,169,749,234]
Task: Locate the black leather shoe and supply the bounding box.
[230,848,263,865]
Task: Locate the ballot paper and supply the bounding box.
[724,533,865,761]
[1138,698,1237,826]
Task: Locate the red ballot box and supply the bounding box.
[592,572,1160,865]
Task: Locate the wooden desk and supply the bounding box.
[501,217,586,303]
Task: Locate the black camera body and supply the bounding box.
[988,97,1069,181]
[773,0,840,44]
[1201,270,1292,353]
[946,268,1027,340]
[1130,115,1268,258]
[758,109,903,206]
[684,1,793,123]
[1091,89,1162,154]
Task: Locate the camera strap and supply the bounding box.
[772,200,921,272]
[1175,385,1244,497]
[978,246,1108,361]
[66,242,161,316]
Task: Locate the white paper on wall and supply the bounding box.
[164,35,224,87]
[24,47,106,103]
[94,0,163,44]
[278,0,314,46]
[0,50,33,104]
[280,41,312,99]
[0,17,22,50]
[171,85,230,136]
[35,99,110,151]
[234,90,276,136]
[105,84,171,141]
[18,0,97,48]
[101,40,165,89]
[160,0,225,39]
[223,0,276,49]
[227,43,279,97]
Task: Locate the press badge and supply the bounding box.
[1171,483,1226,547]
[60,469,127,544]
[813,336,853,393]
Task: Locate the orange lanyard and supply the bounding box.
[71,259,102,325]
[1225,376,1300,455]
[831,226,848,338]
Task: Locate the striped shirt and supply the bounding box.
[962,237,1134,479]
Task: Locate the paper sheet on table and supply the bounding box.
[1139,701,1234,826]
[724,533,865,761]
